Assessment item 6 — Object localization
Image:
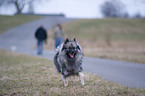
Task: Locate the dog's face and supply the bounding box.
[62,38,81,59]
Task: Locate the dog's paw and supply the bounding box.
[79,72,85,86]
[81,81,85,86]
[63,78,68,87]
[64,83,68,87]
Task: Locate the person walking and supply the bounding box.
[54,24,64,50]
[35,25,47,55]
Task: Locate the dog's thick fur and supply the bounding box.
[54,38,84,86]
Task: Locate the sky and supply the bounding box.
[0,0,145,18]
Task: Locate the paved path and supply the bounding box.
[0,16,145,89]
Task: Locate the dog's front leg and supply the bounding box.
[79,72,85,86]
[61,75,68,87]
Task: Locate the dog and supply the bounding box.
[54,38,84,86]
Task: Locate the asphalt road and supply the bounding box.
[0,16,145,89]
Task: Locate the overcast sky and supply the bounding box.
[0,0,144,18]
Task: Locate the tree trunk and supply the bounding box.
[15,1,22,14]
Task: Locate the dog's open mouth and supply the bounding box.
[69,53,75,58]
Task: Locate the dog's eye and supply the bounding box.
[65,47,69,50]
[63,47,67,49]
[72,47,76,49]
[69,47,73,49]
[69,47,75,49]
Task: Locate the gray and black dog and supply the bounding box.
[54,38,84,86]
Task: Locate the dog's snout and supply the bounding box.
[71,50,75,53]
[70,48,75,53]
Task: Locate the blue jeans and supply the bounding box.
[55,38,63,49]
[37,40,44,55]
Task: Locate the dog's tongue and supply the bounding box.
[69,53,74,58]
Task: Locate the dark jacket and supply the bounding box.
[35,27,47,41]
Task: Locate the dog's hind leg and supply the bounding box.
[61,75,68,87]
[79,72,85,86]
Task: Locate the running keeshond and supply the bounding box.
[54,38,84,86]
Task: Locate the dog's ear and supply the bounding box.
[74,38,77,42]
[62,45,65,51]
[77,45,81,51]
[64,38,69,44]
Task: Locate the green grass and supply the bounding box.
[48,18,145,64]
[63,19,145,41]
[0,15,43,34]
[0,49,145,96]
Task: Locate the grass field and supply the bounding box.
[46,18,145,64]
[0,49,145,96]
[0,15,43,34]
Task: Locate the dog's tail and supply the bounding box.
[54,52,61,73]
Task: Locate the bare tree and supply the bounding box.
[28,0,34,14]
[133,12,142,18]
[0,0,38,14]
[0,0,5,6]
[100,0,126,18]
[122,12,130,18]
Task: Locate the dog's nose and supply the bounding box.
[71,50,75,53]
